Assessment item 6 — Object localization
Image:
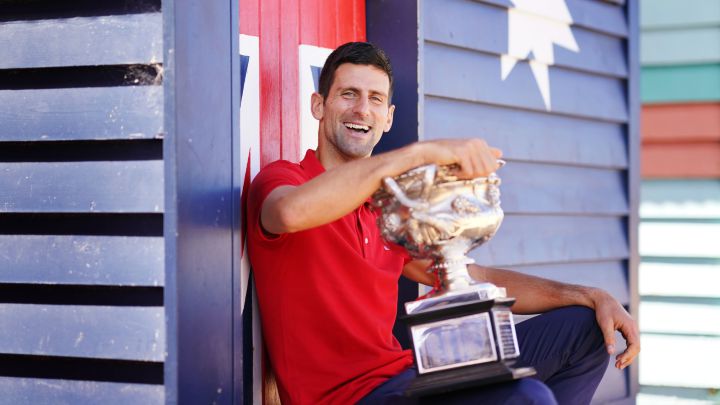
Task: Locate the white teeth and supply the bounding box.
[344,123,370,131]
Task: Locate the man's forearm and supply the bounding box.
[263,139,501,235]
[469,264,599,314]
[263,143,426,234]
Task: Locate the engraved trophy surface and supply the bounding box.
[372,162,535,397]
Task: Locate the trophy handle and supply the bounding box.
[382,177,430,210]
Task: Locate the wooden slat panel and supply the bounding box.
[642,103,720,143]
[640,262,720,298]
[424,0,627,78]
[640,0,720,29]
[0,161,163,213]
[0,13,162,69]
[0,86,163,142]
[640,334,720,388]
[0,377,163,405]
[640,222,720,258]
[640,301,720,336]
[0,304,164,361]
[424,42,628,122]
[641,143,720,178]
[641,28,720,66]
[424,96,628,168]
[0,235,163,286]
[471,215,629,266]
[474,0,628,37]
[640,180,720,219]
[500,162,628,215]
[513,260,629,304]
[641,64,720,103]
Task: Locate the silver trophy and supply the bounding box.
[372,162,535,397]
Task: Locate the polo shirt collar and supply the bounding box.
[299,149,326,178]
[299,149,375,206]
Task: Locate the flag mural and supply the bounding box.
[638,0,720,402]
[238,1,366,402]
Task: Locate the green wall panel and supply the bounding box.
[641,28,720,65]
[641,64,720,102]
[641,0,720,29]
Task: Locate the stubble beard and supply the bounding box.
[333,132,378,159]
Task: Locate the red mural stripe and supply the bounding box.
[642,102,720,143]
[337,0,354,45]
[259,0,282,166]
[318,0,337,48]
[299,0,319,45]
[354,0,367,41]
[642,143,720,178]
[280,0,301,162]
[239,0,259,36]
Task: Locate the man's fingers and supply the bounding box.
[615,323,641,369]
[599,319,617,355]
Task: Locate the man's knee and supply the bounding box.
[506,379,557,405]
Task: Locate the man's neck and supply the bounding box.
[316,142,365,171]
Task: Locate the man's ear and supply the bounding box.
[311,92,324,120]
[383,104,395,133]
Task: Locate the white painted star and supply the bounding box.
[501,0,579,110]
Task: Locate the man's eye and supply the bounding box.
[371,96,384,103]
[342,91,356,97]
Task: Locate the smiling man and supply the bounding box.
[247,42,639,405]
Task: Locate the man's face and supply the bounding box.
[312,63,395,160]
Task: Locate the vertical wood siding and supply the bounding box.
[0,2,164,403]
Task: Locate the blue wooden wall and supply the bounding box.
[0,1,166,403]
[369,0,640,403]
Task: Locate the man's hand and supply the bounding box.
[417,139,503,179]
[591,289,640,370]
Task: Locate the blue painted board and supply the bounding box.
[0,161,163,213]
[424,0,628,78]
[513,260,629,304]
[424,42,628,122]
[423,96,628,169]
[0,86,163,141]
[0,377,163,405]
[471,215,629,266]
[641,28,720,65]
[474,0,628,37]
[0,235,163,286]
[0,13,162,69]
[0,304,165,361]
[640,0,720,29]
[499,162,628,215]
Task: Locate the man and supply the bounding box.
[248,42,639,404]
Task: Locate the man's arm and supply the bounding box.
[261,139,501,235]
[401,262,640,370]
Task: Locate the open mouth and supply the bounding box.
[344,122,371,134]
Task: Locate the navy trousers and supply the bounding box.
[358,306,610,405]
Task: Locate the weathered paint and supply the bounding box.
[0,13,163,69]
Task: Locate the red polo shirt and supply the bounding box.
[247,149,414,404]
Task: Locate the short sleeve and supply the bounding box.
[246,161,306,244]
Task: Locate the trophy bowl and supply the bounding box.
[372,162,535,397]
[372,163,504,295]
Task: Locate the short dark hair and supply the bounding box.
[318,42,394,104]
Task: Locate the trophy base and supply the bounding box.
[405,363,536,398]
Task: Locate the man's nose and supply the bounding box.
[352,96,370,116]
